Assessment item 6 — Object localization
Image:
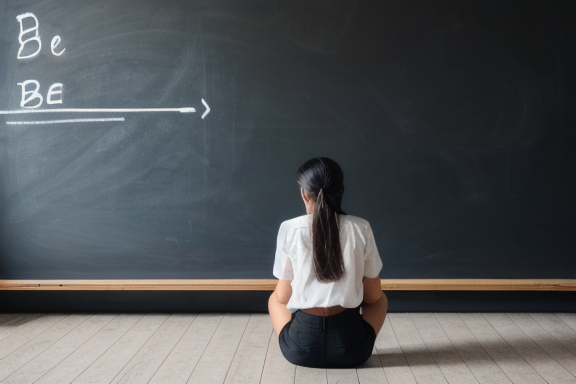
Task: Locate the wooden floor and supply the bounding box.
[0,313,575,384]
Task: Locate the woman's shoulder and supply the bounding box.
[279,214,311,230]
[277,215,311,243]
[340,215,377,247]
[340,215,374,236]
[340,214,371,228]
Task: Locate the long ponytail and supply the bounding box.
[297,158,346,282]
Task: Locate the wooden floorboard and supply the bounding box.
[3,315,116,384]
[0,314,68,361]
[460,313,544,384]
[484,313,576,384]
[389,313,448,384]
[224,314,272,384]
[434,313,513,384]
[187,314,251,384]
[111,314,197,384]
[36,314,143,384]
[0,314,43,341]
[410,313,479,384]
[0,315,89,382]
[532,314,576,355]
[377,316,417,384]
[72,314,169,384]
[356,350,388,384]
[509,314,576,377]
[260,331,295,384]
[0,313,574,384]
[148,314,219,384]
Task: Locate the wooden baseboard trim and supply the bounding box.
[0,279,574,291]
[381,279,576,291]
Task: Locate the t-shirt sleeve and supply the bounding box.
[363,223,383,278]
[273,221,294,280]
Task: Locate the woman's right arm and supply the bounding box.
[269,279,293,335]
[274,279,292,304]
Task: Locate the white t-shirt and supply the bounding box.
[273,214,383,312]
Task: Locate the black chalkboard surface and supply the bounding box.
[0,0,574,280]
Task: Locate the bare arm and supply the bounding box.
[363,276,382,304]
[269,279,293,335]
[274,279,292,304]
[362,276,387,335]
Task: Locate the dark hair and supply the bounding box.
[297,157,346,281]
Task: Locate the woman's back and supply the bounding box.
[273,214,382,310]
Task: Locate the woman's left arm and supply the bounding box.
[363,276,383,304]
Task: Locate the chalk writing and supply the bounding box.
[17,80,64,108]
[6,118,125,125]
[50,35,65,56]
[17,13,66,58]
[4,11,209,124]
[16,12,66,109]
[16,13,41,59]
[0,107,196,114]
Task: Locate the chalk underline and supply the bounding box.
[6,118,126,125]
[0,107,196,114]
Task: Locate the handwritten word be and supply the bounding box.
[16,12,65,108]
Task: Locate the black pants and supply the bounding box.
[278,307,376,368]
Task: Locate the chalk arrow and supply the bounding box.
[201,98,210,119]
[0,107,196,114]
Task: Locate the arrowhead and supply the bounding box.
[201,99,210,119]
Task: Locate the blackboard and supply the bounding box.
[1,0,574,280]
